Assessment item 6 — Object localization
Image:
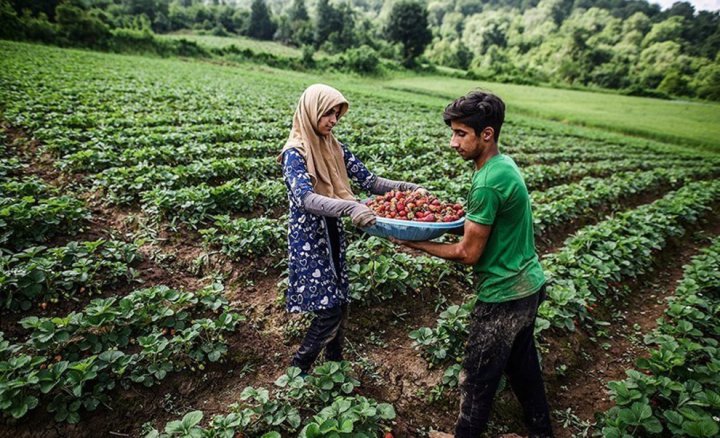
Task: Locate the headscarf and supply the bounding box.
[280,84,355,201]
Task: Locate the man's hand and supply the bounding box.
[389,237,420,248]
[388,220,491,265]
[414,187,430,196]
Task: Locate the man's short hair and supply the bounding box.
[443,91,505,142]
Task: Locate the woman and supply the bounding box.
[280,84,423,373]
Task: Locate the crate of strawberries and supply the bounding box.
[361,190,465,241]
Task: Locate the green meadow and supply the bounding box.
[383,76,720,152]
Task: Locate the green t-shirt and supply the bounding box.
[466,154,545,303]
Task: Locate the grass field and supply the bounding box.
[1,40,720,437]
[155,34,720,153]
[384,76,720,152]
[160,32,329,59]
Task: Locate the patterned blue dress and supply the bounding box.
[281,145,376,313]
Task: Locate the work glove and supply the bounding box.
[371,176,426,195]
[303,192,377,228]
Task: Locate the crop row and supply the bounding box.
[601,237,720,438]
[136,157,700,231]
[427,157,717,198]
[200,216,463,305]
[96,156,279,205]
[0,163,90,251]
[533,166,719,237]
[0,283,243,423]
[410,180,720,367]
[196,166,710,266]
[0,239,141,311]
[146,362,395,438]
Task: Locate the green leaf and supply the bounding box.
[682,418,720,437]
[643,416,663,434]
[181,411,203,429]
[338,419,354,433]
[618,402,652,425]
[663,410,684,426]
[377,403,396,420]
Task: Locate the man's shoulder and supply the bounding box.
[473,155,523,189]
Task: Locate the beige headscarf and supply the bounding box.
[280,84,355,201]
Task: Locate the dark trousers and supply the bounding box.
[291,303,348,372]
[455,286,553,438]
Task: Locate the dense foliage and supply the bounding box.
[2,0,718,99]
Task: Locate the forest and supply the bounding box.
[2,0,719,100]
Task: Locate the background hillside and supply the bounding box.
[2,0,719,100]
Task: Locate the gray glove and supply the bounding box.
[303,193,376,228]
[371,176,424,195]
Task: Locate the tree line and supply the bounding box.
[1,0,718,101]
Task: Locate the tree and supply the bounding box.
[326,2,355,52]
[314,0,342,47]
[247,0,275,40]
[0,0,23,39]
[8,0,60,20]
[385,0,432,66]
[288,0,308,22]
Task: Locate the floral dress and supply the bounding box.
[281,144,376,313]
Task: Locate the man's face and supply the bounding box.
[317,104,342,136]
[449,120,492,161]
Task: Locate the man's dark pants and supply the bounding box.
[455,285,553,437]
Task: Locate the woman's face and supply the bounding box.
[316,104,342,136]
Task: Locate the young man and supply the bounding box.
[392,91,553,437]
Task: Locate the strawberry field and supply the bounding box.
[1,40,719,437]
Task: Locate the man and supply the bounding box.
[392,91,553,437]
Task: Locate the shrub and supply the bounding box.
[342,45,379,74]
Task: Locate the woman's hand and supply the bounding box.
[349,203,376,228]
[414,187,430,196]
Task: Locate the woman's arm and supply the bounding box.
[283,149,375,227]
[341,144,423,195]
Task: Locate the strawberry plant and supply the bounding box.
[199,215,286,258]
[0,284,243,422]
[142,179,285,227]
[346,237,458,302]
[1,239,142,310]
[0,195,89,251]
[601,238,720,437]
[147,362,395,437]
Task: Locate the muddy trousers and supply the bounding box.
[291,303,348,372]
[455,286,553,438]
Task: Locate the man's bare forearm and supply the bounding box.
[403,240,475,265]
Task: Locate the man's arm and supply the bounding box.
[393,220,491,265]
